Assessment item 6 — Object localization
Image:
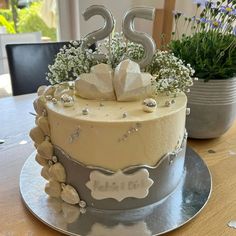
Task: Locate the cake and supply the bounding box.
[30,59,190,211]
[29,7,194,212]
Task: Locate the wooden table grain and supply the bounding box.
[0,94,236,236]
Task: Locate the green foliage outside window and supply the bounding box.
[0,1,56,41]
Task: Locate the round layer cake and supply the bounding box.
[46,94,187,170]
[31,87,188,210]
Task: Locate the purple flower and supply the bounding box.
[210,20,222,29]
[220,6,234,14]
[200,17,208,23]
[229,8,236,15]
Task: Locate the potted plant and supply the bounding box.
[169,0,236,138]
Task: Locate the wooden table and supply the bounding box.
[1,94,236,236]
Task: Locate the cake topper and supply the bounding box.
[81,5,115,60]
[123,7,156,68]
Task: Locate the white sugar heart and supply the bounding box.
[113,60,154,101]
[37,116,50,136]
[35,153,48,166]
[29,126,45,144]
[62,202,80,223]
[45,180,62,198]
[49,163,66,182]
[37,140,53,159]
[41,165,50,180]
[61,185,80,205]
[75,63,115,100]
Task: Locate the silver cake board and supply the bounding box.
[19,147,212,236]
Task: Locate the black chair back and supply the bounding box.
[6,42,70,96]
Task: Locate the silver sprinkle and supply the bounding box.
[52,98,58,104]
[82,108,89,115]
[122,112,128,118]
[79,200,87,208]
[186,108,191,115]
[165,101,171,107]
[135,128,138,132]
[171,99,175,104]
[80,208,86,214]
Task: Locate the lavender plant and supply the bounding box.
[169,0,236,80]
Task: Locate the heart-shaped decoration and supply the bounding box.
[75,63,115,100]
[41,164,50,180]
[49,162,66,182]
[35,153,48,166]
[45,180,62,198]
[37,140,53,159]
[33,96,46,116]
[29,126,45,144]
[62,202,80,223]
[37,116,50,136]
[113,59,154,101]
[61,185,80,205]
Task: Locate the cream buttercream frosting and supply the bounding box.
[45,93,187,171]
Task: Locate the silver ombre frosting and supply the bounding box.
[54,136,187,210]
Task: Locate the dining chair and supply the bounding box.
[6,41,70,96]
[0,32,41,75]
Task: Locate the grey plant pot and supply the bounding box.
[186,77,236,139]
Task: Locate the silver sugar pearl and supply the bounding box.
[142,98,157,113]
[52,156,58,163]
[165,101,171,107]
[79,200,87,208]
[52,98,58,104]
[186,108,191,115]
[61,94,73,103]
[82,108,89,115]
[122,112,128,118]
[80,208,86,214]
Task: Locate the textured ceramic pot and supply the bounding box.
[186,77,236,139]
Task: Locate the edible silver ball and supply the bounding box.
[165,101,171,107]
[142,98,157,113]
[122,112,128,118]
[186,108,191,115]
[82,108,89,115]
[79,200,87,208]
[52,98,58,104]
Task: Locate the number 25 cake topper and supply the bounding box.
[81,5,156,68]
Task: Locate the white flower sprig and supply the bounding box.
[46,34,195,95]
